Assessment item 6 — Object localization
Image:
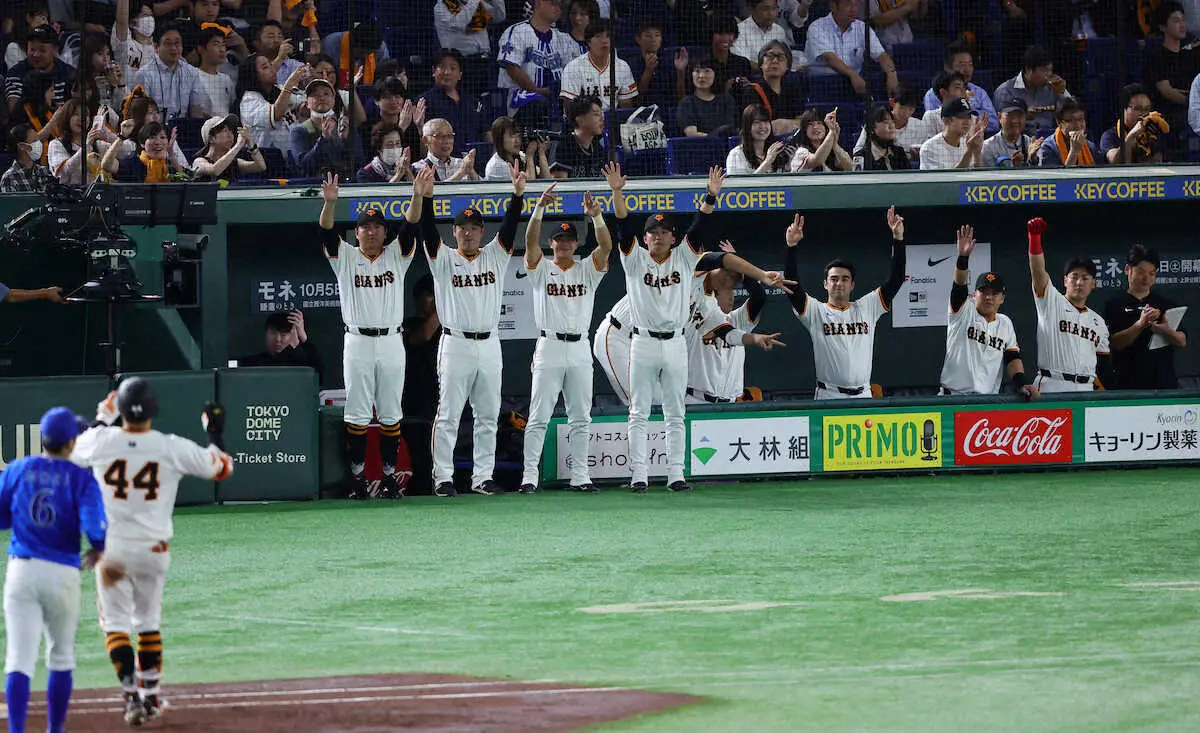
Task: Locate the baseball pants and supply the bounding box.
[96,539,170,635]
[522,337,593,488]
[628,333,687,485]
[4,558,81,677]
[343,331,406,426]
[814,384,873,400]
[593,319,632,406]
[1035,374,1095,393]
[432,333,503,487]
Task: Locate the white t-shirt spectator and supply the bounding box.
[559,54,637,108]
[1189,74,1200,135]
[434,0,507,57]
[496,21,580,114]
[197,68,236,117]
[484,151,523,180]
[730,17,791,66]
[4,42,25,70]
[725,146,755,175]
[919,132,970,170]
[111,27,155,74]
[240,90,300,151]
[805,12,885,76]
[855,113,934,158]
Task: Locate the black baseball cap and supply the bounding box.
[940,97,978,119]
[644,213,675,235]
[999,97,1028,115]
[455,208,484,227]
[550,221,579,241]
[28,24,58,45]
[356,207,386,227]
[975,272,1006,293]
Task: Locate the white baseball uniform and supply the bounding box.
[497,21,581,114]
[325,231,416,426]
[559,54,638,108]
[427,234,514,488]
[941,295,1020,394]
[793,289,888,399]
[521,252,607,488]
[592,295,635,405]
[1033,281,1110,392]
[686,277,758,403]
[71,427,232,635]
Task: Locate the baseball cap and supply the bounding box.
[40,406,82,449]
[28,25,58,46]
[940,97,978,119]
[305,78,335,96]
[550,221,578,240]
[454,208,484,227]
[356,207,386,227]
[975,272,1006,293]
[200,114,238,145]
[999,97,1028,115]
[644,213,675,235]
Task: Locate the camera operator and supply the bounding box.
[484,116,550,180]
[0,124,55,193]
[1100,84,1167,165]
[236,310,324,384]
[0,282,65,304]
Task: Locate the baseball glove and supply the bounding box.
[202,402,226,449]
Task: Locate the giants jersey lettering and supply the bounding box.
[941,298,1019,394]
[559,55,638,107]
[527,255,606,334]
[71,427,230,544]
[428,238,512,332]
[497,22,579,95]
[795,289,888,387]
[327,238,413,328]
[1034,282,1109,376]
[621,242,703,332]
[687,285,756,401]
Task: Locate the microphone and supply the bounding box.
[920,418,938,461]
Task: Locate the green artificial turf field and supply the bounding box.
[7,467,1200,732]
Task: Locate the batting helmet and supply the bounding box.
[116,377,159,422]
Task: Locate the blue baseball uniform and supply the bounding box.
[1,408,107,733]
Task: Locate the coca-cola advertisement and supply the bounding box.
[954,409,1074,466]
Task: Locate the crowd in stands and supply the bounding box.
[1,0,1200,192]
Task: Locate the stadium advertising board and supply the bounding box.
[954,409,1073,466]
[1084,404,1200,463]
[824,413,942,471]
[689,416,810,476]
[959,177,1200,205]
[555,420,668,480]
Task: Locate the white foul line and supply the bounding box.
[197,613,474,637]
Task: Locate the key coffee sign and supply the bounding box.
[954,409,1073,466]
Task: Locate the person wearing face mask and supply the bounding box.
[356,125,412,182]
[191,114,266,184]
[113,0,160,72]
[290,76,362,176]
[0,124,55,193]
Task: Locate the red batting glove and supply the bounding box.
[1026,217,1046,255]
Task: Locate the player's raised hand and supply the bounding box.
[749,332,786,350]
[509,158,527,196]
[718,240,736,253]
[1020,384,1040,401]
[96,390,119,425]
[706,165,726,196]
[537,181,560,208]
[784,213,805,247]
[956,224,975,255]
[602,161,625,191]
[1026,217,1047,235]
[886,205,904,239]
[321,170,339,201]
[412,165,435,197]
[760,270,796,294]
[582,190,601,216]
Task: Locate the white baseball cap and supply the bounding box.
[201,114,238,144]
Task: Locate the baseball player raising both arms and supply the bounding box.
[940,225,1038,398]
[519,179,612,494]
[1,407,107,733]
[1026,217,1110,392]
[613,165,789,493]
[686,241,768,404]
[419,161,525,497]
[71,378,233,726]
[320,168,430,499]
[783,209,907,399]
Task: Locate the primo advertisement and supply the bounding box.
[823,413,942,471]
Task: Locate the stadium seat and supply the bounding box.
[259,147,289,179]
[1187,129,1200,163]
[666,137,728,175]
[891,42,946,77]
[806,74,856,105]
[1087,36,1143,84]
[618,146,667,177]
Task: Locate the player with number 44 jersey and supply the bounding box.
[71,378,232,727]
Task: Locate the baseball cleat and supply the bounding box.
[518,483,538,494]
[347,473,372,500]
[573,483,599,493]
[379,471,406,499]
[123,692,146,726]
[630,482,648,494]
[433,482,458,497]
[668,480,692,493]
[471,480,503,495]
[143,694,167,721]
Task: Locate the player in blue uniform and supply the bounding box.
[0,407,107,733]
